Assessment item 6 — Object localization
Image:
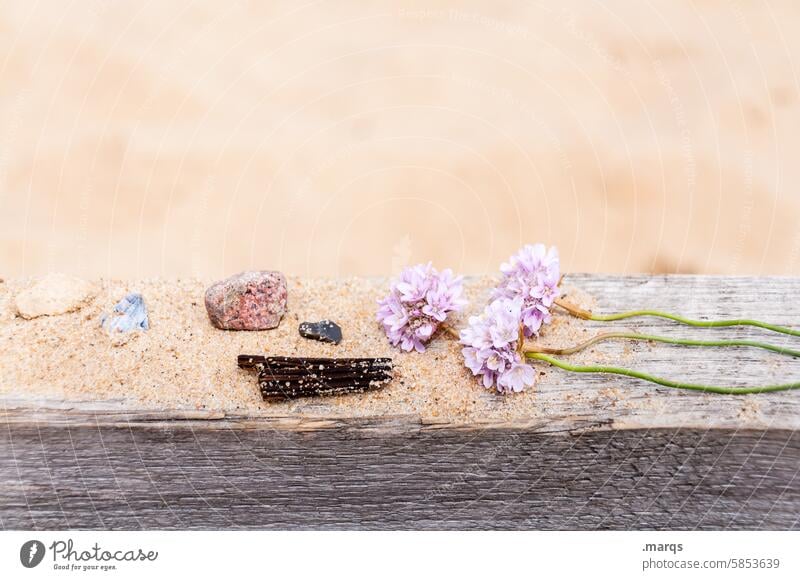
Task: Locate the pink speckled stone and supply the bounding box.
[204,271,287,331]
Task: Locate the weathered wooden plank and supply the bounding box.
[1,423,798,530]
[2,275,800,529]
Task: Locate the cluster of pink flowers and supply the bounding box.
[376,263,466,352]
[492,244,560,338]
[377,244,560,393]
[459,297,536,393]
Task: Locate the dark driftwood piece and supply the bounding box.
[2,275,800,530]
[238,355,393,400]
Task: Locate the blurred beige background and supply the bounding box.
[1,0,799,279]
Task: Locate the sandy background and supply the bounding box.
[1,0,799,279]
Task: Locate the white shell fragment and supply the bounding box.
[101,293,149,334]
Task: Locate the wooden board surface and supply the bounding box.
[3,425,798,530]
[2,275,800,529]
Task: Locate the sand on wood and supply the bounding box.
[2,275,799,429]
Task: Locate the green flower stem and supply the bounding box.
[526,352,800,395]
[554,298,800,338]
[524,331,800,358]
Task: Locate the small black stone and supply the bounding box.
[299,320,343,344]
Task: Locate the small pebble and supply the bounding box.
[15,273,96,319]
[101,293,149,333]
[299,320,343,344]
[205,271,287,331]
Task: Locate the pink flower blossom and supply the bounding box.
[460,297,536,393]
[377,263,466,352]
[492,244,560,338]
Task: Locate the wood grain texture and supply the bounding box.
[2,423,798,530]
[2,275,800,530]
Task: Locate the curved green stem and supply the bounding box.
[526,352,800,395]
[554,298,800,338]
[524,331,800,358]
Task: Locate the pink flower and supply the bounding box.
[492,244,560,338]
[460,297,536,393]
[377,263,466,352]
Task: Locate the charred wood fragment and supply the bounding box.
[238,355,393,400]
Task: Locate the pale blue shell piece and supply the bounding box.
[101,293,149,333]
